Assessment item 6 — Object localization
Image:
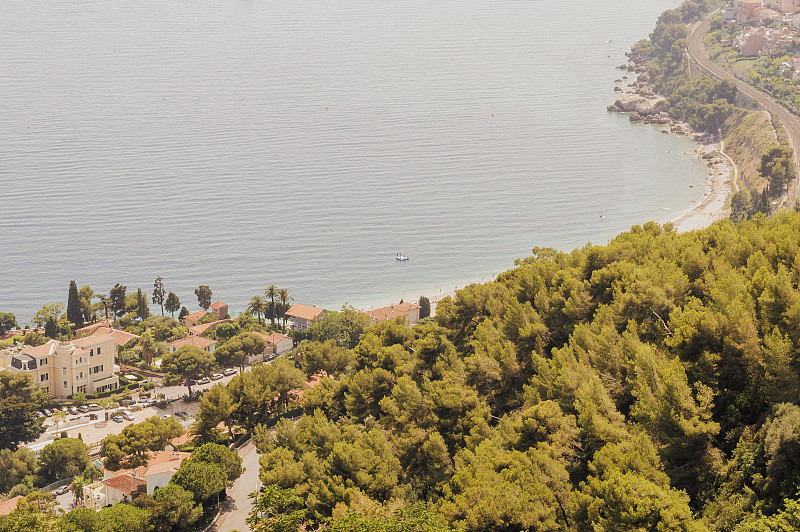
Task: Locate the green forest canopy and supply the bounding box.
[252,212,800,531]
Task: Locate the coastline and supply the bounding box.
[608,51,734,234]
[669,141,732,232]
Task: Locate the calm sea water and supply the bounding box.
[0,0,709,322]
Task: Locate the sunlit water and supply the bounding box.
[0,0,708,321]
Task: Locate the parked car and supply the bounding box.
[88,404,101,411]
[223,368,237,376]
[122,411,135,421]
[174,411,189,418]
[89,413,98,420]
[41,409,52,417]
[163,414,172,420]
[69,407,79,415]
[197,376,210,385]
[55,485,69,495]
[111,415,124,423]
[211,373,223,381]
[78,405,90,413]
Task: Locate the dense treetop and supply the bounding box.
[247,212,800,531]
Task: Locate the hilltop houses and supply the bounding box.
[728,0,800,24]
[735,25,797,55]
[365,301,421,327]
[209,301,229,319]
[251,331,293,362]
[733,0,764,24]
[286,303,325,330]
[183,310,209,328]
[83,451,191,511]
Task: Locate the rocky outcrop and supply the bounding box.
[613,94,667,115]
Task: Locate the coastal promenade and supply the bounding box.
[686,11,800,204]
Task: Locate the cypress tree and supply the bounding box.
[136,288,149,320]
[67,280,83,328]
[419,296,431,320]
[45,316,57,338]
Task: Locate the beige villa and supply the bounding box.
[0,335,119,400]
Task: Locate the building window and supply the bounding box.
[63,381,68,388]
[41,357,47,365]
[63,367,67,375]
[40,374,48,382]
[79,372,83,379]
[90,349,94,357]
[97,347,101,355]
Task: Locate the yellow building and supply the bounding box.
[1,335,118,400]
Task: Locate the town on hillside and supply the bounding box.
[719,1,800,79]
[0,280,435,523]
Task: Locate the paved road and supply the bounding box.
[687,12,800,203]
[210,441,260,532]
[30,370,245,451]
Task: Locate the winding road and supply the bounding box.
[209,440,260,532]
[687,11,800,202]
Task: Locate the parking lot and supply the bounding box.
[30,369,242,452]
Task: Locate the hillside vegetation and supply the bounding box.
[246,212,800,531]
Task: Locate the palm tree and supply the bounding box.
[97,294,110,321]
[278,288,293,333]
[248,295,267,324]
[265,285,277,326]
[139,332,156,366]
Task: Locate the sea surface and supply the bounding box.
[0,0,710,322]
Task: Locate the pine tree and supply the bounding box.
[165,292,181,317]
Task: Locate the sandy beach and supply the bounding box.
[670,140,734,232]
[361,141,736,315]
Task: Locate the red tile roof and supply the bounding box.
[114,450,192,480]
[286,303,324,321]
[188,319,232,336]
[88,327,139,347]
[366,302,420,322]
[72,334,116,348]
[210,301,227,310]
[103,473,146,495]
[184,310,209,323]
[251,331,291,346]
[22,342,55,358]
[0,495,22,517]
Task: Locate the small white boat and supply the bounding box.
[396,253,409,261]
